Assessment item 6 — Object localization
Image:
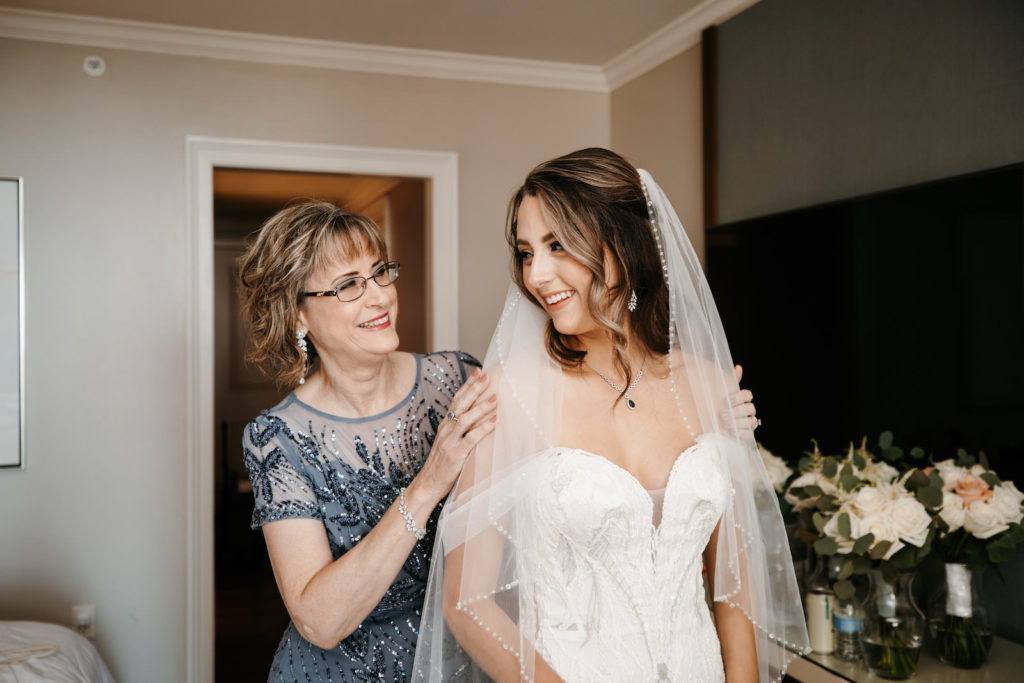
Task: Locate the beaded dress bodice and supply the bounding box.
[517,434,730,682]
[243,350,478,682]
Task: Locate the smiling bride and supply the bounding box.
[413,148,809,682]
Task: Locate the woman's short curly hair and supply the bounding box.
[237,200,388,388]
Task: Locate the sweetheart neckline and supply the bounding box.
[554,436,707,492]
[547,436,722,531]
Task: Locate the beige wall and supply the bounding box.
[611,46,704,261]
[0,36,609,682]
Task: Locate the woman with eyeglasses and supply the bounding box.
[236,201,496,682]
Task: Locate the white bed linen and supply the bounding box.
[0,621,115,683]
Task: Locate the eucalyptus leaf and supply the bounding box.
[814,536,838,556]
[839,473,859,492]
[834,579,855,600]
[822,457,838,478]
[881,561,899,585]
[852,533,875,555]
[916,485,943,509]
[798,456,815,473]
[840,462,853,478]
[852,556,872,574]
[889,545,917,570]
[906,470,930,490]
[838,559,854,580]
[869,540,893,560]
[879,431,894,449]
[802,485,824,498]
[852,452,866,470]
[817,494,839,512]
[980,451,990,469]
[838,512,851,538]
[981,472,1001,488]
[812,512,827,534]
[909,446,925,460]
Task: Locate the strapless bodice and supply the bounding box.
[515,434,731,682]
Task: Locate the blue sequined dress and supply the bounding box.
[243,350,480,682]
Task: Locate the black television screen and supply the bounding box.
[707,164,1024,483]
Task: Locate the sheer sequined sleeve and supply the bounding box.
[243,413,323,528]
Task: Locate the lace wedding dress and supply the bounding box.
[516,434,729,682]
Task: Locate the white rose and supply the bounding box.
[784,471,838,510]
[939,491,966,532]
[963,501,1010,540]
[849,485,889,519]
[859,495,904,560]
[758,444,793,494]
[890,495,932,547]
[989,482,1024,525]
[933,460,964,490]
[864,460,899,486]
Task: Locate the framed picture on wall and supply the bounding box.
[0,177,24,469]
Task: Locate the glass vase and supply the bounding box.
[927,563,993,668]
[861,568,925,679]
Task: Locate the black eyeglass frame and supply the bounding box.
[300,261,401,303]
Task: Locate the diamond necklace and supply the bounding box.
[586,362,644,410]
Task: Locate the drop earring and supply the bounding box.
[296,329,308,385]
[627,289,638,312]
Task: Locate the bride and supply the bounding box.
[413,148,809,682]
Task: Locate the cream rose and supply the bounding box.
[963,501,1010,540]
[932,459,964,490]
[890,496,932,547]
[860,505,904,560]
[758,444,793,494]
[989,482,1024,525]
[784,471,838,510]
[848,484,890,520]
[939,491,966,532]
[863,460,899,486]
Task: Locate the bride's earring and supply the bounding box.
[296,328,308,385]
[627,289,638,312]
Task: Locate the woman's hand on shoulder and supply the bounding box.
[415,368,497,503]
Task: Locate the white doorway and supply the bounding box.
[185,137,459,683]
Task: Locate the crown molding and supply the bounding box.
[0,1,760,93]
[0,7,608,92]
[604,0,760,90]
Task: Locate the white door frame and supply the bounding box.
[184,136,459,683]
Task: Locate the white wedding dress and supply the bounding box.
[515,434,730,682]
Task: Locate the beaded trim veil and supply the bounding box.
[413,169,810,681]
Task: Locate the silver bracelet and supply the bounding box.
[397,488,426,540]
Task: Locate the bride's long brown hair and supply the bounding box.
[506,147,670,394]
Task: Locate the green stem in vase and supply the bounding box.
[930,614,993,669]
[863,619,921,679]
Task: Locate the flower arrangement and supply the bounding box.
[927,449,1024,563]
[784,434,938,585]
[921,449,1024,668]
[785,432,941,678]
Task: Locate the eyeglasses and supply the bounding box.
[300,261,401,303]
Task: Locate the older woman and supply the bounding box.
[236,201,496,681]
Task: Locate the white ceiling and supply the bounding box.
[1,0,706,64]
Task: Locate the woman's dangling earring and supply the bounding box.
[627,289,638,312]
[296,328,308,385]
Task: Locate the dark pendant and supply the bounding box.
[627,398,637,410]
